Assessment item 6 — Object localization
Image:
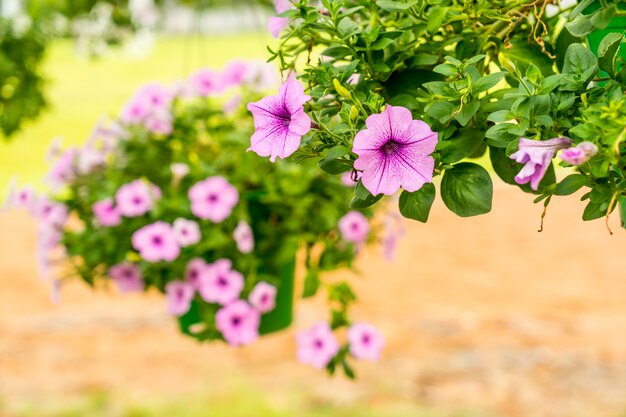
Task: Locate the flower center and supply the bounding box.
[152,236,163,246]
[133,196,143,205]
[231,316,242,327]
[260,294,268,303]
[217,276,228,287]
[189,269,198,279]
[207,193,219,203]
[362,334,371,345]
[313,339,324,349]
[381,139,402,156]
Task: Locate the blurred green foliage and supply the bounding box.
[0,17,48,138]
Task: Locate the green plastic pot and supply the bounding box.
[585,2,626,229]
[177,192,296,341]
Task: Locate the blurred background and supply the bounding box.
[1,1,626,416]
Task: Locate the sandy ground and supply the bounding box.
[1,185,625,417]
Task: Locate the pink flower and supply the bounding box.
[338,211,370,244]
[347,73,360,85]
[233,221,254,254]
[353,105,438,196]
[248,281,277,313]
[76,147,105,174]
[510,137,572,191]
[185,258,209,289]
[166,280,195,316]
[341,171,361,187]
[215,300,260,346]
[47,147,77,188]
[131,221,180,262]
[559,141,598,166]
[171,163,189,181]
[382,209,405,262]
[198,259,244,305]
[189,176,239,223]
[189,68,224,96]
[247,73,311,162]
[93,198,121,227]
[172,218,201,247]
[35,198,68,227]
[135,83,173,110]
[268,0,292,38]
[108,263,143,293]
[223,60,249,86]
[296,323,340,369]
[144,110,173,135]
[347,323,385,361]
[115,180,159,217]
[5,183,36,212]
[121,98,150,124]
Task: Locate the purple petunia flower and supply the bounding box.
[216,300,261,346]
[510,137,572,190]
[115,180,160,217]
[108,263,143,293]
[166,280,195,316]
[233,221,254,254]
[135,83,174,110]
[189,68,224,97]
[347,322,385,361]
[338,211,370,245]
[559,141,598,166]
[353,105,438,196]
[35,198,68,228]
[268,0,292,38]
[185,258,210,290]
[4,183,36,212]
[172,218,201,247]
[296,323,340,369]
[131,221,180,263]
[188,176,239,223]
[93,198,121,227]
[247,73,311,162]
[47,147,77,189]
[197,259,244,305]
[248,281,277,313]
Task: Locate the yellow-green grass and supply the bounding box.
[0,34,271,195]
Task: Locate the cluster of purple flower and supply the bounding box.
[4,59,388,371]
[297,322,385,369]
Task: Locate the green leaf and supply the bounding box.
[562,43,598,77]
[438,127,484,163]
[590,5,616,29]
[350,181,383,208]
[565,14,596,37]
[500,37,554,77]
[598,33,624,77]
[453,101,480,126]
[318,159,351,174]
[472,72,505,93]
[440,162,493,217]
[325,145,349,160]
[433,63,458,76]
[376,0,418,12]
[427,6,448,34]
[583,199,608,220]
[555,174,588,196]
[398,183,436,222]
